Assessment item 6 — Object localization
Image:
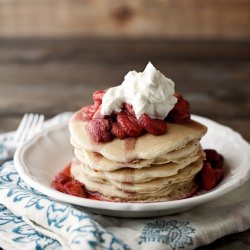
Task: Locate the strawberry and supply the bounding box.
[92,104,103,119]
[64,180,86,197]
[51,181,65,193]
[167,93,190,123]
[81,103,100,121]
[54,172,71,185]
[138,113,167,136]
[123,103,136,117]
[117,111,143,137]
[51,172,71,192]
[204,149,224,169]
[51,178,64,192]
[202,162,223,190]
[111,122,128,139]
[82,89,107,121]
[88,118,113,143]
[202,150,224,190]
[63,164,72,177]
[92,90,106,103]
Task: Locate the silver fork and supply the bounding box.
[0,113,44,164]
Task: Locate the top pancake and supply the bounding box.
[69,109,207,163]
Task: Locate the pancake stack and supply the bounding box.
[69,110,207,202]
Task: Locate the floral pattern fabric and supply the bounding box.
[0,113,250,250]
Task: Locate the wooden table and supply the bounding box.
[0,39,249,249]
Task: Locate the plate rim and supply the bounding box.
[14,114,250,212]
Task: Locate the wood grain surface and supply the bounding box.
[0,39,249,249]
[0,0,250,39]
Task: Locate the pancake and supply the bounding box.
[108,159,203,192]
[72,139,201,171]
[71,159,200,202]
[85,179,198,202]
[75,151,203,184]
[69,109,207,163]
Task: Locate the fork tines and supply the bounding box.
[14,113,44,144]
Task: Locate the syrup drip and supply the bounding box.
[124,137,136,162]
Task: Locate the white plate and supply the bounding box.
[14,115,250,217]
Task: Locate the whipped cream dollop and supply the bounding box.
[101,62,177,119]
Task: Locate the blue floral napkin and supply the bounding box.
[0,113,250,250]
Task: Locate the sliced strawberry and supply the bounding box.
[51,173,70,192]
[204,149,224,169]
[202,162,217,190]
[63,164,72,177]
[51,181,65,193]
[88,118,113,143]
[82,89,107,121]
[92,90,106,103]
[202,149,224,190]
[138,113,167,136]
[167,93,190,123]
[92,104,103,119]
[111,122,128,139]
[64,180,86,197]
[81,103,100,121]
[123,103,136,117]
[54,172,71,185]
[215,168,223,183]
[117,111,143,137]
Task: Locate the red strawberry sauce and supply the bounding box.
[51,163,106,201]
